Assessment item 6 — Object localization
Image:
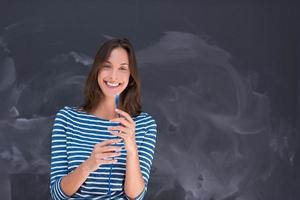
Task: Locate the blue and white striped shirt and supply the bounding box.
[50,106,157,200]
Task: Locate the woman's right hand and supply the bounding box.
[84,138,123,172]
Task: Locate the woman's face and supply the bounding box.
[97,47,130,99]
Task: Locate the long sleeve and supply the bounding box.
[49,108,70,200]
[125,114,158,200]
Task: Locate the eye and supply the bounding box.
[103,65,110,68]
[120,66,128,70]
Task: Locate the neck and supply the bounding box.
[91,96,117,120]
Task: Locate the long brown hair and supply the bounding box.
[79,38,142,117]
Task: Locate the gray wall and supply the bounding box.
[0,0,299,199]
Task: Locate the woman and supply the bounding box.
[50,38,157,200]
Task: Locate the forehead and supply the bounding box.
[106,47,129,63]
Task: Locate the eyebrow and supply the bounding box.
[104,60,128,66]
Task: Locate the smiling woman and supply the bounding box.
[49,38,158,200]
[80,38,141,117]
[97,47,130,98]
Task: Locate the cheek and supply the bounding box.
[123,71,130,80]
[123,73,130,81]
[97,76,105,87]
[97,76,101,85]
[123,75,130,86]
[97,71,106,81]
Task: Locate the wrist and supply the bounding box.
[81,159,93,174]
[125,141,138,156]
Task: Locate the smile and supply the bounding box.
[104,81,121,88]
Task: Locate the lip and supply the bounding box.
[104,81,121,89]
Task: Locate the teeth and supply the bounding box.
[105,81,120,87]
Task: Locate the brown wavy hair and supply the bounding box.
[79,38,142,117]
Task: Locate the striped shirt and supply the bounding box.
[50,106,157,200]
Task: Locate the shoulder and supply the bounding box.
[134,112,157,132]
[134,111,156,123]
[54,106,73,119]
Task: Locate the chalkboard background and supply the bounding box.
[0,0,299,199]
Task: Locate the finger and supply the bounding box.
[115,108,135,124]
[109,117,131,128]
[97,139,121,147]
[95,153,120,161]
[99,152,121,159]
[100,159,118,165]
[109,126,130,134]
[110,131,127,138]
[99,145,123,153]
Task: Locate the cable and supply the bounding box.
[108,94,120,200]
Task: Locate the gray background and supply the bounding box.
[0,0,299,199]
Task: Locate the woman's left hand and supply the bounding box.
[108,108,137,152]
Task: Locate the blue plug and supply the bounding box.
[115,94,119,111]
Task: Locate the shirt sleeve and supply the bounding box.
[125,114,158,200]
[49,107,71,200]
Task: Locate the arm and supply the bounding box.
[50,108,92,198]
[124,142,145,199]
[50,108,121,198]
[50,108,72,199]
[50,108,91,199]
[59,162,91,196]
[124,116,158,200]
[60,140,121,197]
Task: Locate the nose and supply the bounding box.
[109,68,119,81]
